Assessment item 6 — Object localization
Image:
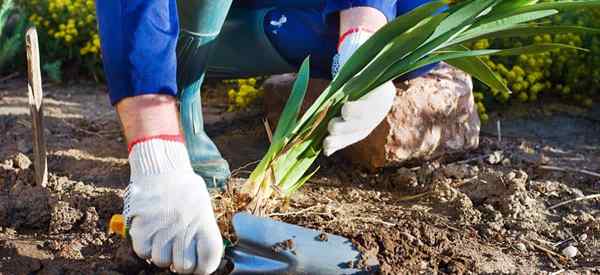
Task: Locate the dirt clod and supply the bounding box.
[431,182,481,224]
[81,207,99,233]
[9,183,52,229]
[515,242,527,252]
[113,240,149,274]
[38,264,65,275]
[272,239,295,253]
[50,201,83,234]
[13,152,31,170]
[392,167,418,188]
[57,239,84,259]
[442,163,478,179]
[562,245,578,258]
[317,232,328,242]
[487,151,504,164]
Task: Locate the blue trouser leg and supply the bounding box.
[177,0,233,188]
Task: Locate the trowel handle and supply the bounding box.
[109,214,127,238]
[109,214,232,246]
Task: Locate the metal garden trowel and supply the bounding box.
[109,213,378,274]
[220,212,378,274]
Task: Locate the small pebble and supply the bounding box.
[317,233,328,242]
[561,245,578,258]
[580,234,588,242]
[571,188,585,198]
[486,151,504,165]
[13,153,31,170]
[515,242,527,252]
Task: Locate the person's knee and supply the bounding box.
[264,8,337,78]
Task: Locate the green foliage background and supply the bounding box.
[17,0,101,82]
[467,0,600,122]
[0,0,26,75]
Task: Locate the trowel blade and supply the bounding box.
[225,212,378,275]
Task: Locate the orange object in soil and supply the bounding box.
[109,214,126,238]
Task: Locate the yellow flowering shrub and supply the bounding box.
[20,0,101,80]
[224,78,264,111]
[455,0,600,123]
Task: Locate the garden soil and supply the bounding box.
[1,79,600,274]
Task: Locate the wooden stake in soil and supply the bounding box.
[25,27,48,187]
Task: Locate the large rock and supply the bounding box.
[263,73,330,126]
[262,62,480,170]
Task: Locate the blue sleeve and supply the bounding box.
[396,0,438,15]
[95,0,179,105]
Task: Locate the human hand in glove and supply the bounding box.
[124,136,223,275]
[324,29,396,156]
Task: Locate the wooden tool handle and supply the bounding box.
[25,27,48,187]
[109,214,126,238]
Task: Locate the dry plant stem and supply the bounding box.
[525,239,567,264]
[396,192,430,202]
[538,165,600,178]
[455,154,489,165]
[268,205,323,217]
[496,120,502,143]
[548,193,600,210]
[230,160,261,178]
[263,119,273,143]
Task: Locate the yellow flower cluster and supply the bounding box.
[225,78,264,111]
[25,0,99,56]
[458,0,600,124]
[80,33,100,55]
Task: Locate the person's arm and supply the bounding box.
[339,6,387,35]
[95,1,222,274]
[116,95,180,143]
[324,5,397,156]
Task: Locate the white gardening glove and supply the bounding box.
[324,30,396,156]
[124,137,223,275]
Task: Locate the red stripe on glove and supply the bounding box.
[338,27,375,51]
[127,134,185,153]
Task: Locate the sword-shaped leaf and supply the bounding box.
[448,10,559,46]
[271,57,310,145]
[458,25,600,44]
[479,0,600,24]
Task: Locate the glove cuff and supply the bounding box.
[333,28,374,77]
[337,27,374,51]
[129,136,194,178]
